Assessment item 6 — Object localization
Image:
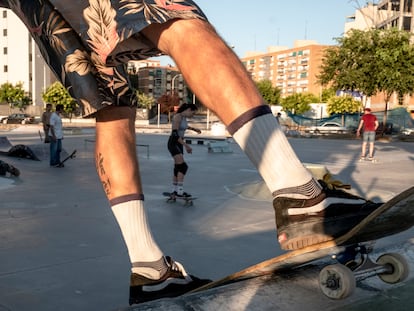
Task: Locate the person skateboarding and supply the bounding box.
[357,107,379,161]
[167,103,201,199]
[1,0,383,305]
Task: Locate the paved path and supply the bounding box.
[0,125,413,310]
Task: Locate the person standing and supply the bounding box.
[167,103,201,198]
[41,103,52,143]
[357,107,379,160]
[49,104,64,167]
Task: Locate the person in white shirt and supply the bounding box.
[49,104,64,167]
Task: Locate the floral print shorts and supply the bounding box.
[0,0,206,117]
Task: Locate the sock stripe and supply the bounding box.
[272,179,322,198]
[227,105,272,135]
[109,193,144,206]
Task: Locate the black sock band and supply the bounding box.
[109,193,144,206]
[227,105,272,136]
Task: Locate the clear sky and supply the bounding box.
[157,0,360,65]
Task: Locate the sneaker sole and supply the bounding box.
[279,232,333,250]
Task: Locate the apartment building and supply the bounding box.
[345,1,414,33]
[0,9,54,111]
[241,41,328,99]
[133,65,187,105]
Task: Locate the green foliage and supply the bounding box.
[255,80,281,105]
[42,82,77,114]
[318,28,414,101]
[0,82,32,109]
[134,90,155,109]
[327,96,362,115]
[321,88,336,103]
[280,92,317,114]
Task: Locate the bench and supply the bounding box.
[184,135,228,145]
[84,139,150,159]
[184,136,232,153]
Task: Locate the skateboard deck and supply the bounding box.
[359,157,379,163]
[191,186,414,299]
[57,149,76,167]
[162,192,197,206]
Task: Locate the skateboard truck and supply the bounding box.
[319,243,409,299]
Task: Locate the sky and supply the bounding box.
[158,0,362,65]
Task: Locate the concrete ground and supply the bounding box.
[0,124,414,311]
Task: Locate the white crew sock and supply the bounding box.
[111,200,165,279]
[232,113,320,198]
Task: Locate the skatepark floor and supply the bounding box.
[1,124,414,311]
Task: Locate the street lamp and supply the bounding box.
[171,73,182,94]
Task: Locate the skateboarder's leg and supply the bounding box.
[361,141,368,158]
[144,18,382,250]
[95,106,208,303]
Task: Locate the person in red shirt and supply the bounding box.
[357,108,379,160]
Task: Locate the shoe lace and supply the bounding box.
[167,257,189,278]
[320,173,351,191]
[318,174,373,202]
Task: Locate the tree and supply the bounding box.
[134,90,155,109]
[327,96,362,115]
[321,88,336,103]
[0,82,32,111]
[280,92,317,115]
[327,95,362,125]
[255,80,281,105]
[318,28,414,129]
[42,82,78,116]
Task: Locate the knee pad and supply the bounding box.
[174,162,188,176]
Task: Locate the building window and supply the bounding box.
[4,65,8,73]
[3,47,7,55]
[2,10,7,18]
[3,29,7,36]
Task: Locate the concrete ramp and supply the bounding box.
[0,141,69,161]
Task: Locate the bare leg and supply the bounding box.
[361,142,367,158]
[172,154,186,194]
[95,106,164,274]
[142,19,381,251]
[142,19,314,193]
[95,106,141,199]
[368,142,375,158]
[143,19,261,124]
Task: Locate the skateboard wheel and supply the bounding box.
[376,253,409,284]
[319,264,356,300]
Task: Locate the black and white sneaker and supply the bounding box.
[129,256,210,305]
[273,179,382,250]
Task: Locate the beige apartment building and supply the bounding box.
[241,41,328,99]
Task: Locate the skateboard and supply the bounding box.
[191,186,414,299]
[56,149,76,167]
[359,157,379,163]
[162,192,197,206]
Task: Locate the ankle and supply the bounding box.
[272,178,322,200]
